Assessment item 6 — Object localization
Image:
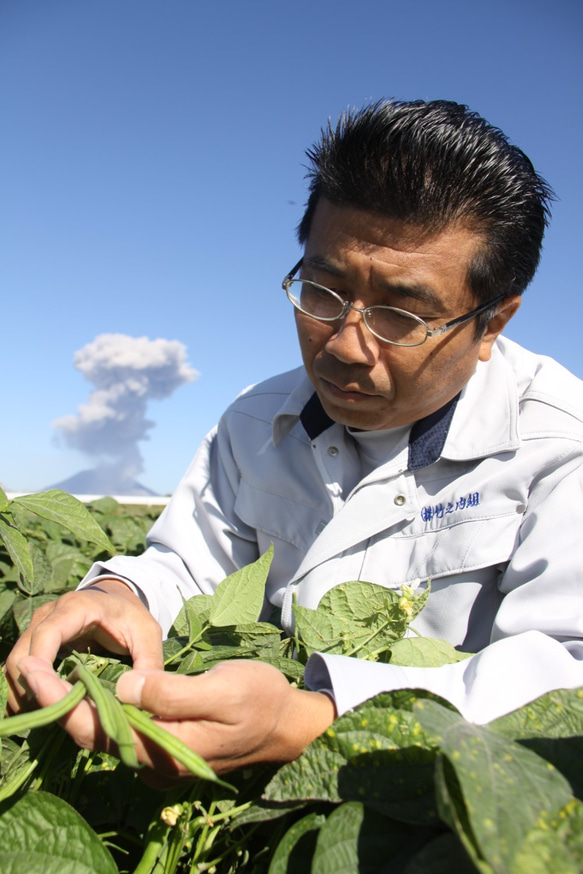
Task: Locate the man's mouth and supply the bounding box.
[321,377,375,402]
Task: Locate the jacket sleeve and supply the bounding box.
[79,421,259,636]
[305,457,583,723]
[304,631,583,723]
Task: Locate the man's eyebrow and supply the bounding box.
[302,255,444,309]
[378,281,444,309]
[302,255,346,277]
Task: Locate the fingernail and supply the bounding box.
[116,670,150,707]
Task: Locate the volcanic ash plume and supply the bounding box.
[52,333,198,492]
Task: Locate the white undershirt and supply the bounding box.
[311,423,411,515]
[348,424,411,481]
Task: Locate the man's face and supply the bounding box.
[295,199,518,431]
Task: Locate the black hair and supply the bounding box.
[298,100,554,331]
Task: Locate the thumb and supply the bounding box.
[116,668,215,719]
[116,669,155,708]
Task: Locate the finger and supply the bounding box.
[4,601,62,712]
[116,670,238,771]
[16,657,163,768]
[26,605,105,663]
[74,580,165,670]
[16,656,104,751]
[25,588,163,671]
[80,584,165,672]
[117,620,164,673]
[6,600,58,669]
[117,660,286,721]
[116,669,224,720]
[4,664,30,715]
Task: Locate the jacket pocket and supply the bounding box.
[362,510,523,586]
[234,478,324,552]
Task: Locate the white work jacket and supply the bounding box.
[84,337,583,723]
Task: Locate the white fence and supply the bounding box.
[5,492,171,506]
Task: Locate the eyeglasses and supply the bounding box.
[282,259,507,348]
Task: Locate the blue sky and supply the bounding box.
[2,0,582,495]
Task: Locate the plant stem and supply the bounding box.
[343,616,396,658]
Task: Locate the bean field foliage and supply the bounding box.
[0,486,582,873]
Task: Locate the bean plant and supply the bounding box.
[1,485,582,873]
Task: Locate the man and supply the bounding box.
[7,99,583,777]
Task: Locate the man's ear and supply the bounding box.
[478,295,521,362]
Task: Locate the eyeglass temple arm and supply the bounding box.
[430,292,509,335]
[283,258,304,286]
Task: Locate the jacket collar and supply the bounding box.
[297,389,459,471]
[272,340,521,467]
[442,340,520,461]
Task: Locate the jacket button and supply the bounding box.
[327,446,339,456]
[394,494,406,506]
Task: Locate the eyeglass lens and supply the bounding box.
[287,279,428,346]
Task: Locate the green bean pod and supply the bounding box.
[70,663,140,769]
[0,680,86,737]
[122,703,235,790]
[101,686,141,769]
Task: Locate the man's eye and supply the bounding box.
[402,312,434,322]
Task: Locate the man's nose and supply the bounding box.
[324,306,378,364]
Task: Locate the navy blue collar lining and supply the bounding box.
[300,392,460,470]
[300,392,335,439]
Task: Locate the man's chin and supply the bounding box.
[316,392,390,432]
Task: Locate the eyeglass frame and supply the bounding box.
[282,258,508,348]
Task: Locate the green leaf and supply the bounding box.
[311,802,367,874]
[0,588,17,625]
[486,687,583,802]
[207,621,282,653]
[389,637,472,667]
[0,514,34,582]
[521,736,583,800]
[229,797,308,827]
[106,514,148,553]
[268,811,325,874]
[17,543,52,596]
[294,581,428,660]
[169,593,214,637]
[0,668,9,721]
[431,707,574,873]
[209,544,273,626]
[257,655,305,683]
[13,594,56,635]
[310,802,432,874]
[44,541,92,592]
[413,697,463,737]
[400,832,478,874]
[176,642,270,673]
[12,491,115,555]
[320,580,428,627]
[489,686,583,740]
[85,496,120,515]
[0,486,9,511]
[0,589,18,662]
[264,744,346,804]
[512,798,583,873]
[0,737,36,798]
[0,790,117,873]
[264,691,442,825]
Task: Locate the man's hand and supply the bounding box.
[5,579,163,713]
[116,660,337,774]
[15,657,337,777]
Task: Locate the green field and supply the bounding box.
[1,488,582,873]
